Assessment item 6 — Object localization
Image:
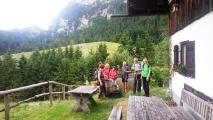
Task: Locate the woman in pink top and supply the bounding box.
[109,66,118,88]
[103,63,110,79]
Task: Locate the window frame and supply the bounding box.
[174,40,195,78]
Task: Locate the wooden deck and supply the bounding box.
[127,96,193,120]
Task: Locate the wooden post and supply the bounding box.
[49,83,53,106]
[69,87,72,100]
[43,86,46,101]
[4,94,10,120]
[62,86,65,100]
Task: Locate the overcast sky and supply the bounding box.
[0,0,72,30]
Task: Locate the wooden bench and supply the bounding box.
[170,106,193,120]
[108,106,122,120]
[69,86,99,113]
[180,89,213,120]
[127,96,176,120]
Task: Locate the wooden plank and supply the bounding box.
[127,96,176,120]
[108,106,122,120]
[170,107,193,120]
[69,86,99,95]
[0,81,76,96]
[0,82,49,95]
[50,81,77,88]
[127,96,136,120]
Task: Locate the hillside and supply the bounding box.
[10,42,119,60]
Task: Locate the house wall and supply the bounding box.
[170,11,213,104]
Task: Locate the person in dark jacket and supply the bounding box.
[121,61,129,92]
[98,64,106,98]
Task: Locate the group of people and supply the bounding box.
[96,63,119,98]
[96,57,151,98]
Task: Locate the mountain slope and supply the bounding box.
[10,42,119,60]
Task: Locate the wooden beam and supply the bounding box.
[4,94,10,120]
[49,81,76,88]
[0,82,49,95]
[0,92,70,112]
[49,83,53,107]
[62,86,65,100]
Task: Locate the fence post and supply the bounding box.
[62,85,65,100]
[4,94,10,120]
[49,82,53,106]
[68,87,72,100]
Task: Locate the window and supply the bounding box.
[175,41,195,78]
[173,45,179,66]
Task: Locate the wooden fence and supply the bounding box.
[0,81,78,120]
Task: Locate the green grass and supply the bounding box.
[7,42,120,60]
[0,96,115,120]
[0,87,169,120]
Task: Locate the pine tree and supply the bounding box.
[65,46,69,58]
[85,52,97,81]
[96,43,109,63]
[55,58,69,84]
[18,55,28,86]
[68,46,74,59]
[74,46,82,59]
[68,59,85,84]
[0,58,3,89]
[0,53,19,90]
[28,50,42,83]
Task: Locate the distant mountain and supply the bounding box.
[52,0,127,34]
[0,27,51,55]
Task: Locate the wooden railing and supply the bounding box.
[181,89,213,120]
[0,81,78,120]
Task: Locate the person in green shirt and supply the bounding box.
[141,58,151,97]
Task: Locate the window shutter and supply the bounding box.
[180,41,186,65]
[186,41,195,78]
[173,45,179,66]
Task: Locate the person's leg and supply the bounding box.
[144,77,149,97]
[137,75,141,93]
[99,85,104,98]
[122,78,125,92]
[124,82,126,92]
[102,80,106,97]
[133,75,137,94]
[125,80,128,92]
[147,81,150,97]
[142,77,146,96]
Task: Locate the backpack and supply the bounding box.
[93,69,98,80]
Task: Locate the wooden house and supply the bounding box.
[120,0,213,119]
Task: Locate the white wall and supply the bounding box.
[170,11,213,104]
